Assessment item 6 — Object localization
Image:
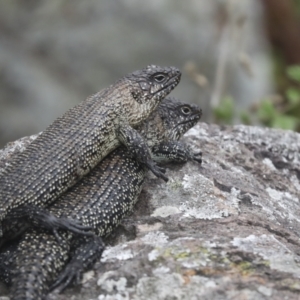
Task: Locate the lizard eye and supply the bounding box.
[181,106,191,115]
[153,74,166,83]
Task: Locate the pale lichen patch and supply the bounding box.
[178,173,240,219]
[262,158,276,171]
[140,231,169,246]
[101,244,136,262]
[137,222,163,233]
[151,206,180,218]
[231,234,300,276]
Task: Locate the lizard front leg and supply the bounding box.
[49,235,105,294]
[152,140,202,164]
[117,124,168,181]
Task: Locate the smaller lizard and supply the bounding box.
[1,97,202,300]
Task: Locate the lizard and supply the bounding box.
[0,97,202,300]
[0,65,181,237]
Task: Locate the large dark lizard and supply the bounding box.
[0,65,181,236]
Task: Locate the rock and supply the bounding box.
[1,123,300,299]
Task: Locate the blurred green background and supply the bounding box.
[0,0,299,147]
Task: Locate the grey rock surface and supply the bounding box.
[1,122,300,299]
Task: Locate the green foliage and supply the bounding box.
[295,0,300,17]
[213,96,234,124]
[285,88,300,105]
[258,99,298,130]
[256,64,300,131]
[240,111,251,125]
[286,65,300,82]
[257,99,277,122]
[212,64,300,132]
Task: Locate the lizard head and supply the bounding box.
[159,97,202,141]
[126,65,181,107]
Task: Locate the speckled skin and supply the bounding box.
[0,66,181,236]
[1,98,202,300]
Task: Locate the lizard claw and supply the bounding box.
[44,215,94,237]
[10,205,94,237]
[146,161,168,182]
[50,261,82,294]
[50,235,104,294]
[192,151,202,164]
[52,229,63,244]
[186,146,202,164]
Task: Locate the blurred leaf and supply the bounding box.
[213,96,234,124]
[285,88,300,106]
[240,111,251,125]
[257,100,277,123]
[286,65,300,82]
[271,115,298,130]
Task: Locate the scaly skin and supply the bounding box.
[0,97,202,300]
[0,65,181,236]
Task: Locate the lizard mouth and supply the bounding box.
[176,112,202,128]
[172,113,201,140]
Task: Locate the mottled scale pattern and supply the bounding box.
[12,232,70,300]
[50,148,146,236]
[2,97,202,300]
[0,66,181,234]
[10,148,147,300]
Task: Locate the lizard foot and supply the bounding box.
[146,161,168,182]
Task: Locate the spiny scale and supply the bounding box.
[0,66,181,235]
